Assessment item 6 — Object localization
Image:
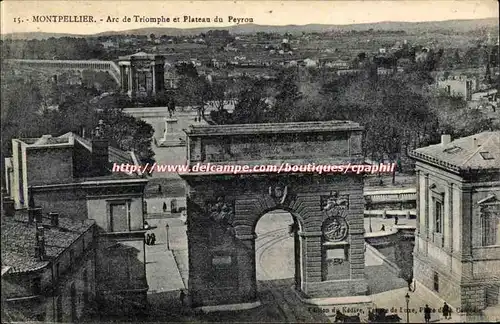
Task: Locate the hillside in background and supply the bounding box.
[2,17,498,40]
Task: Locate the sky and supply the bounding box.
[1,0,498,35]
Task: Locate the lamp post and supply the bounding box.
[405,293,410,324]
[365,196,373,233]
[165,223,170,251]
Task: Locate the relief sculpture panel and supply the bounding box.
[321,192,350,242]
[205,196,236,247]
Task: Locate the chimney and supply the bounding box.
[91,120,109,176]
[34,207,43,223]
[1,187,15,217]
[49,212,59,227]
[473,137,479,147]
[441,134,451,145]
[35,225,46,260]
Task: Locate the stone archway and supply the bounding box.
[253,205,303,291]
[180,121,368,308]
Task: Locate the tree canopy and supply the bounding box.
[209,66,498,171]
[1,70,155,178]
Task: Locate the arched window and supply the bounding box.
[478,195,500,247]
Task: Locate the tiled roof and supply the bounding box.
[1,210,95,274]
[411,132,500,171]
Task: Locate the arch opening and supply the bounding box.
[254,208,302,293]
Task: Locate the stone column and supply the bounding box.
[461,189,473,258]
[186,205,211,307]
[301,232,323,294]
[119,65,125,91]
[415,170,420,238]
[235,234,258,302]
[424,174,429,238]
[447,183,454,252]
[350,234,365,280]
[128,66,134,98]
[424,173,429,255]
[131,65,138,99]
[151,64,157,96]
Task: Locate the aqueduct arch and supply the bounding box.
[179,121,368,307]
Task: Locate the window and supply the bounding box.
[109,202,131,232]
[32,277,42,295]
[443,146,462,154]
[481,205,500,246]
[480,152,494,160]
[433,272,439,292]
[435,201,443,234]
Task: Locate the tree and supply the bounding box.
[1,70,155,166]
[426,92,495,139]
[175,75,212,119]
[453,49,461,67]
[267,70,302,122]
[229,87,269,124]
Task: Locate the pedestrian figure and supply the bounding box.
[394,216,399,225]
[381,224,385,231]
[158,184,162,194]
[163,202,167,212]
[146,233,151,245]
[424,304,431,323]
[168,98,176,118]
[150,233,156,245]
[442,302,450,320]
[407,276,413,292]
[180,289,186,306]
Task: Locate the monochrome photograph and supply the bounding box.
[1,0,499,322]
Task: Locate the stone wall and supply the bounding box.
[95,234,148,314]
[414,253,462,308]
[461,285,486,312]
[32,188,88,221]
[27,147,74,185]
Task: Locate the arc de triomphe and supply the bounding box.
[179,121,368,307]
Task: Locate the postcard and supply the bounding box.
[1,0,499,323]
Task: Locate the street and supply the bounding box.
[142,210,435,322]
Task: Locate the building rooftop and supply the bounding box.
[185,120,363,137]
[1,211,95,274]
[410,132,500,172]
[58,132,138,166]
[16,135,73,146]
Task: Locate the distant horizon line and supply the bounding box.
[2,17,498,37]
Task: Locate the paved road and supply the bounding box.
[255,212,331,322]
[143,210,424,322]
